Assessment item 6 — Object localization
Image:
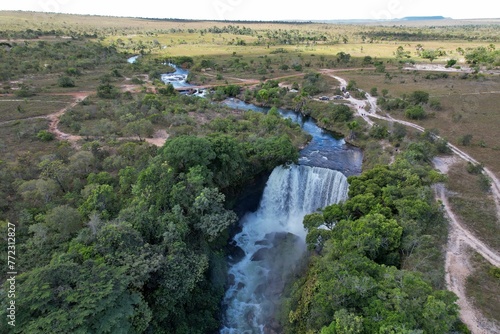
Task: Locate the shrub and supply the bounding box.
[409,90,429,105]
[346,80,357,91]
[14,84,36,97]
[458,134,473,146]
[478,174,491,192]
[435,139,451,154]
[369,125,389,139]
[405,105,426,120]
[466,162,483,174]
[65,67,81,76]
[445,59,457,68]
[36,130,55,141]
[429,97,442,111]
[96,83,119,99]
[58,76,75,88]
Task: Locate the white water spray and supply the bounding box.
[221,164,348,334]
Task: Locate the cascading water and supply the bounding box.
[221,165,349,334]
[126,56,361,333]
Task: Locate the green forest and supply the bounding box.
[1,10,500,334]
[285,149,462,333]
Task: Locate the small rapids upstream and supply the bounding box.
[220,165,349,334]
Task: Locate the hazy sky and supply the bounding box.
[1,0,499,21]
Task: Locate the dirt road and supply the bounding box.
[328,71,500,333]
[436,183,500,334]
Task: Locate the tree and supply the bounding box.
[405,105,426,120]
[3,258,149,333]
[68,151,94,177]
[347,121,359,140]
[421,49,438,62]
[207,133,247,188]
[97,83,119,99]
[18,179,60,207]
[124,119,154,140]
[193,187,237,241]
[38,158,69,193]
[392,123,407,140]
[302,72,328,95]
[336,52,351,63]
[95,221,162,289]
[79,184,119,219]
[369,125,389,139]
[395,46,411,59]
[45,205,82,239]
[160,135,215,173]
[249,135,298,172]
[223,84,240,97]
[409,90,429,105]
[321,309,363,334]
[36,130,54,141]
[158,83,177,96]
[422,294,459,333]
[257,88,270,104]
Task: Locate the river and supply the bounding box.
[219,101,361,334]
[127,57,363,333]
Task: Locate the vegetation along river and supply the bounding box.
[151,58,364,333]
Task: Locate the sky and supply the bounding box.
[1,0,499,21]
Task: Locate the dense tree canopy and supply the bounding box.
[283,147,461,334]
[0,89,304,333]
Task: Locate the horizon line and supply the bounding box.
[2,10,500,23]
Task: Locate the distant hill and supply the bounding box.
[312,16,450,24]
[400,16,447,20]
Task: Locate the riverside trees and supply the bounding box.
[0,89,305,333]
[283,143,464,333]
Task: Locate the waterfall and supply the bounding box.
[221,164,348,334]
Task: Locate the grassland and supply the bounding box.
[0,95,72,122]
[1,11,498,166]
[466,248,500,326]
[338,69,500,175]
[0,10,498,333]
[0,117,59,161]
[446,161,500,252]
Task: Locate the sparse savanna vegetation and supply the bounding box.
[466,249,500,326]
[0,10,498,334]
[446,161,500,252]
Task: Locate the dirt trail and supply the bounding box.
[436,183,500,334]
[1,91,168,147]
[47,92,89,147]
[2,69,498,331]
[325,71,500,333]
[321,72,375,126]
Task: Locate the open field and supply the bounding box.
[337,69,500,175]
[0,117,59,161]
[466,248,500,327]
[446,161,500,253]
[0,95,73,122]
